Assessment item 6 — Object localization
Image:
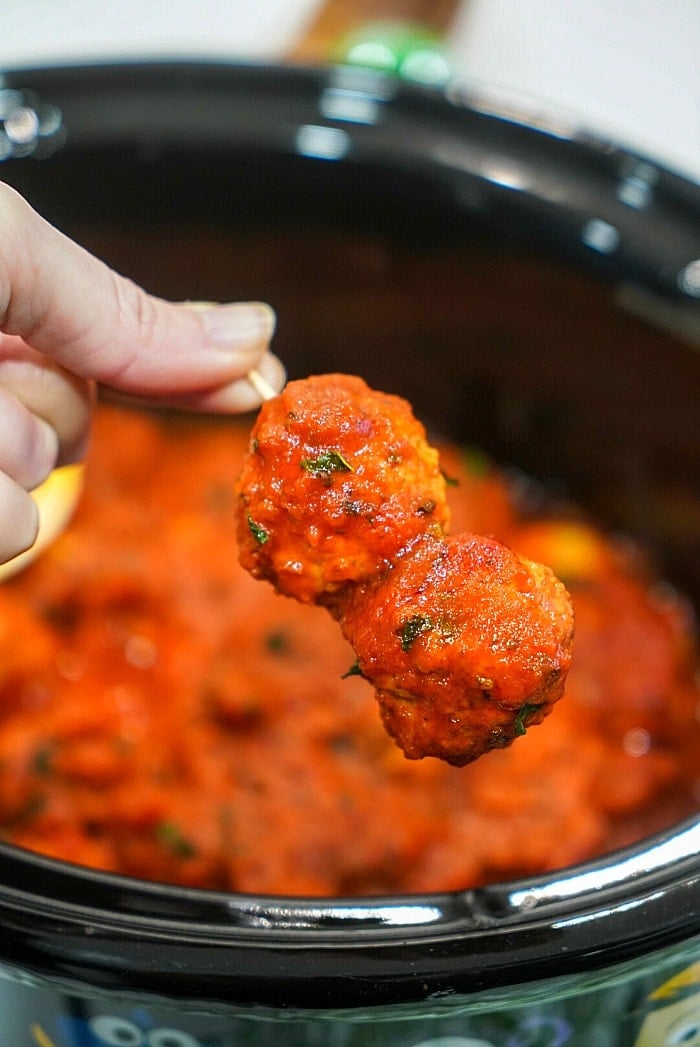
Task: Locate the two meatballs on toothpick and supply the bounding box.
[235,374,574,767]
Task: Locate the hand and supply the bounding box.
[0,182,284,565]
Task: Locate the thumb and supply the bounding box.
[0,182,282,411]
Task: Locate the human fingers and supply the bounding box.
[0,471,39,563]
[0,335,93,466]
[0,182,282,407]
[111,349,286,414]
[0,357,89,569]
[0,384,59,490]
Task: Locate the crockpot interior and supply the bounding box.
[5,62,699,601]
[0,62,698,1005]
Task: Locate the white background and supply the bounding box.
[1,0,698,182]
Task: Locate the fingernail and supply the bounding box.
[190,302,276,350]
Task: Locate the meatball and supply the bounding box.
[338,533,575,766]
[236,373,574,766]
[235,374,449,605]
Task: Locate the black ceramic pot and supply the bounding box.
[0,62,698,1047]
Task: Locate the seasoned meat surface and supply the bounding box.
[236,374,574,765]
[338,533,575,766]
[235,374,449,605]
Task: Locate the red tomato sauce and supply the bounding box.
[0,404,697,895]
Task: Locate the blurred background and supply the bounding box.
[1,0,698,183]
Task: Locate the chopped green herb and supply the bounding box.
[440,468,460,488]
[41,601,79,631]
[265,629,290,655]
[341,660,368,680]
[156,820,197,859]
[23,794,47,822]
[247,514,270,545]
[5,793,47,829]
[301,450,353,481]
[462,447,490,477]
[251,437,259,453]
[397,614,434,652]
[514,702,543,737]
[32,743,56,777]
[328,734,355,754]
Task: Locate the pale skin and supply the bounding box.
[0,181,284,564]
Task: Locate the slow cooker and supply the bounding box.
[0,62,698,1047]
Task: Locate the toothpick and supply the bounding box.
[247,368,278,402]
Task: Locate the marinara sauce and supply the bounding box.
[0,404,697,895]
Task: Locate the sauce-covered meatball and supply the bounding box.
[235,374,449,605]
[338,533,575,766]
[236,373,574,766]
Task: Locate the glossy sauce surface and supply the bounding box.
[0,404,697,895]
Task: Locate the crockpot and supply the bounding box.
[0,62,699,1047]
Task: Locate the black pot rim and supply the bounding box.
[3,59,700,302]
[0,817,697,1007]
[0,60,698,1009]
